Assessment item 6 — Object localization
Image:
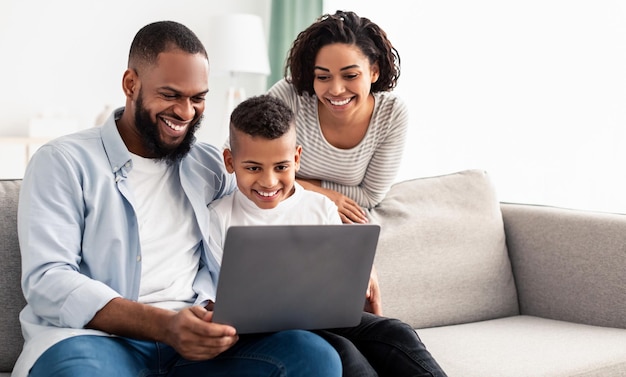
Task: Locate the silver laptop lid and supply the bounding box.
[212,224,380,334]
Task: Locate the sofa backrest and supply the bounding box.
[370,169,519,328]
[0,171,520,369]
[0,179,26,371]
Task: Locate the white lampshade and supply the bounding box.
[207,13,271,76]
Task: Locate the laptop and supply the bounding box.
[212,224,380,334]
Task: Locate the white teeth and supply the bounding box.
[330,98,351,106]
[258,190,278,197]
[163,118,185,131]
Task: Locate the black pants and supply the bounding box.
[317,312,447,377]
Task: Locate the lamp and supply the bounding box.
[207,13,271,139]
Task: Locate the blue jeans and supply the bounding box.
[29,330,341,377]
[317,312,448,377]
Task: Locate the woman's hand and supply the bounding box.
[332,193,369,224]
[297,178,369,224]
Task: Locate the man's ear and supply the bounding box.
[294,145,302,172]
[122,69,139,98]
[223,148,235,173]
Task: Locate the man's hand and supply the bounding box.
[364,266,382,315]
[165,306,238,360]
[87,298,238,361]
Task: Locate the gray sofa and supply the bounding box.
[1,170,625,376]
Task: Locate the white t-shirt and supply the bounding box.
[207,182,341,266]
[127,154,202,311]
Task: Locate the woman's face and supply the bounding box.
[313,43,379,121]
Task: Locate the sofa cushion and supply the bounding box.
[370,169,519,328]
[417,315,626,377]
[0,180,25,372]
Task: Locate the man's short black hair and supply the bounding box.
[128,20,208,70]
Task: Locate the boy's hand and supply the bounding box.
[364,266,382,315]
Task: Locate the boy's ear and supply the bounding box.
[223,148,235,173]
[294,145,302,172]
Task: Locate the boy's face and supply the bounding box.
[224,128,302,209]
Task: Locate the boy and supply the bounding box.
[208,95,448,377]
[208,96,341,238]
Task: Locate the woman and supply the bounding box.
[268,11,446,377]
[268,10,407,224]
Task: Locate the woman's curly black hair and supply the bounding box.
[285,10,400,96]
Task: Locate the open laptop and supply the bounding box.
[212,224,380,334]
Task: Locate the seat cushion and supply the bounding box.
[370,170,518,328]
[417,315,626,377]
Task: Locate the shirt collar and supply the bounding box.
[101,107,133,178]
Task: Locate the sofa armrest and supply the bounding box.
[501,203,626,329]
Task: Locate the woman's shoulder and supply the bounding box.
[372,91,409,125]
[267,79,297,100]
[267,78,316,106]
[373,91,407,111]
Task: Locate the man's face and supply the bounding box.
[129,49,209,163]
[224,128,302,209]
[133,90,201,164]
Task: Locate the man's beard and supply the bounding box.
[134,95,202,165]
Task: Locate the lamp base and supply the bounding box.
[226,86,246,117]
[219,86,246,147]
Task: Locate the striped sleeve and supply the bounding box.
[321,94,409,208]
[268,79,409,209]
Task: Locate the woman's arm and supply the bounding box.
[297,178,369,223]
[321,96,409,209]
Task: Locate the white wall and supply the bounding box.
[0,0,271,146]
[3,0,626,214]
[325,0,626,213]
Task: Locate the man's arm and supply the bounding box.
[87,297,238,360]
[20,143,239,360]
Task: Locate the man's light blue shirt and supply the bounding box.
[13,108,235,377]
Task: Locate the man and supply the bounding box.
[14,20,341,377]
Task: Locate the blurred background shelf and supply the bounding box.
[0,137,50,179]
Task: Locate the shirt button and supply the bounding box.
[136,255,141,262]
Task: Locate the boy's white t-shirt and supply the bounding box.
[208,182,341,265]
[127,154,202,311]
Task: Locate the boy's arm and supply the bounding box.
[364,266,382,315]
[323,196,382,314]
